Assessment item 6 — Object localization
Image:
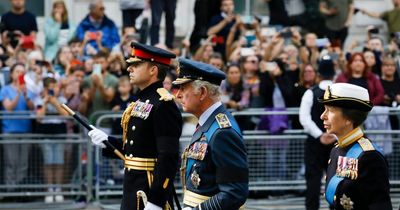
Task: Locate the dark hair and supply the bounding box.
[68,37,82,45]
[226,62,240,72]
[9,63,25,82]
[225,63,244,101]
[94,51,109,60]
[71,65,85,73]
[341,108,369,128]
[43,77,57,88]
[165,71,176,81]
[149,62,170,81]
[10,63,24,74]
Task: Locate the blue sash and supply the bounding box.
[185,114,242,180]
[325,142,383,205]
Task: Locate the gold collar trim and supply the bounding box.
[338,127,364,148]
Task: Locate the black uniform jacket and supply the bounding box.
[103,81,183,210]
[325,128,392,210]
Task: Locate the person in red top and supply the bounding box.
[335,52,384,105]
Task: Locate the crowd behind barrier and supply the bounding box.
[1,0,400,208]
[1,108,400,208]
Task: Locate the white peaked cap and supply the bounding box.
[318,83,373,112]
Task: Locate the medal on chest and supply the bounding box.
[130,99,153,120]
[336,156,358,180]
[187,136,208,160]
[190,164,201,189]
[340,194,354,210]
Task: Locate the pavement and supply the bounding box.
[0,194,399,210]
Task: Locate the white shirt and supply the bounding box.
[198,101,222,126]
[299,80,332,139]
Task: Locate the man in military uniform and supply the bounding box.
[88,42,183,210]
[319,83,392,210]
[173,58,248,210]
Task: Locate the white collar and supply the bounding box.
[198,101,222,126]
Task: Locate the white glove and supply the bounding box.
[88,125,107,148]
[182,207,193,210]
[143,202,162,210]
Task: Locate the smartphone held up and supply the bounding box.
[18,74,25,86]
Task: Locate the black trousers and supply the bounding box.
[150,0,177,48]
[304,137,334,210]
[122,9,144,29]
[326,27,348,48]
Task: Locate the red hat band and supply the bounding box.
[131,49,171,65]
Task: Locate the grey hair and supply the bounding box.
[191,80,221,102]
[89,0,102,11]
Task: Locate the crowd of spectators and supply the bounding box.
[0,0,400,204]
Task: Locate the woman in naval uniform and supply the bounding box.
[320,83,392,210]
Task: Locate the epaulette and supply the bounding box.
[215,113,231,128]
[157,88,174,101]
[358,137,375,152]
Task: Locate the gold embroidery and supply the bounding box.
[163,178,170,189]
[358,137,375,151]
[215,113,231,128]
[121,102,136,145]
[157,88,174,101]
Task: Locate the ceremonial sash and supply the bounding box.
[325,141,383,205]
[185,113,242,179]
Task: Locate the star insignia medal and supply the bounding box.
[191,170,201,189]
[340,194,354,210]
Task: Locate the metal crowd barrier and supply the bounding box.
[0,112,90,209]
[1,107,400,209]
[92,107,400,203]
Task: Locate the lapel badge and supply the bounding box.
[215,113,231,128]
[340,194,354,210]
[191,170,201,189]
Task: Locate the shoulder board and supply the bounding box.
[157,88,174,101]
[358,137,375,152]
[215,113,232,128]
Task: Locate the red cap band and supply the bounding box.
[131,49,171,65]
